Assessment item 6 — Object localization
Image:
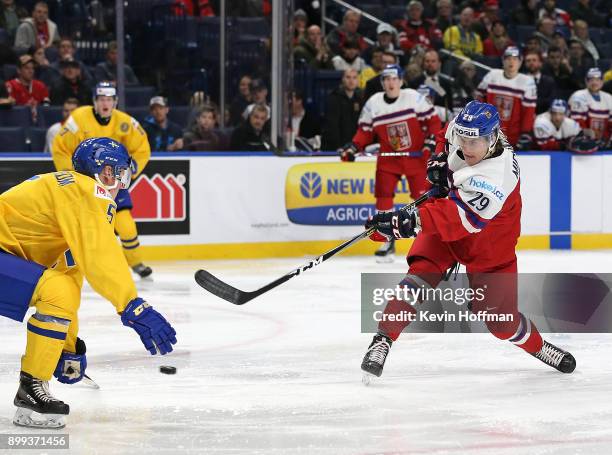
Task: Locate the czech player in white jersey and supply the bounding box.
[534,99,581,150]
[569,67,612,143]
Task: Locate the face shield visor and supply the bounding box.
[95,162,132,191]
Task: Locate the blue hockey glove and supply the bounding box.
[426,152,449,197]
[53,337,87,384]
[365,207,420,241]
[121,298,177,355]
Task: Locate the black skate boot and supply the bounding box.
[13,372,69,429]
[531,340,576,373]
[374,238,395,263]
[361,333,393,385]
[132,263,153,279]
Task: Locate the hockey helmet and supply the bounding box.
[453,101,501,156]
[72,137,132,190]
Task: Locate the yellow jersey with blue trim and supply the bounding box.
[0,172,137,313]
[51,106,150,177]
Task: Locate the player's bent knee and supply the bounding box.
[33,270,81,321]
[0,251,46,322]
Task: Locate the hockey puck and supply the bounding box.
[159,365,177,375]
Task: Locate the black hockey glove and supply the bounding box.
[426,152,449,197]
[339,142,358,162]
[422,134,436,157]
[516,133,533,151]
[365,207,420,241]
[567,132,602,154]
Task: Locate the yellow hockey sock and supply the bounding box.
[115,209,143,267]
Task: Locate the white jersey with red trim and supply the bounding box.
[476,70,536,146]
[534,112,581,150]
[568,89,612,140]
[352,88,440,155]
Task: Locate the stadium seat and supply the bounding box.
[125,86,155,107]
[27,127,47,152]
[313,70,344,118]
[384,6,405,24]
[168,106,191,128]
[233,17,270,39]
[197,16,221,54]
[127,107,150,124]
[0,28,8,45]
[0,128,27,152]
[515,26,535,44]
[3,64,16,81]
[38,105,64,128]
[165,15,198,48]
[0,106,31,127]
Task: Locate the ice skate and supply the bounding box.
[13,372,69,429]
[374,238,395,263]
[361,333,393,385]
[531,340,576,373]
[132,263,153,279]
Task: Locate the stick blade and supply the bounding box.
[194,270,254,305]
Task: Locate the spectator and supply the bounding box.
[534,99,580,150]
[409,49,453,112]
[363,23,400,64]
[183,104,221,151]
[331,39,367,72]
[14,2,59,53]
[394,1,442,53]
[0,0,21,40]
[229,75,252,126]
[433,0,455,33]
[443,7,483,58]
[0,77,15,108]
[453,60,478,107]
[359,47,385,89]
[293,9,308,46]
[483,20,514,57]
[143,96,184,151]
[242,78,270,120]
[363,51,399,100]
[51,38,93,81]
[322,68,362,150]
[511,0,538,26]
[538,0,571,28]
[94,41,140,85]
[32,46,59,88]
[50,58,91,106]
[230,104,271,151]
[542,45,579,95]
[294,25,333,69]
[568,39,594,84]
[524,51,555,114]
[551,30,569,58]
[44,97,78,153]
[569,68,612,141]
[523,35,544,57]
[571,20,600,64]
[569,0,607,28]
[325,10,368,56]
[533,17,555,54]
[5,54,49,107]
[172,0,215,16]
[290,90,321,150]
[472,0,501,41]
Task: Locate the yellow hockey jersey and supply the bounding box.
[51,106,151,176]
[0,172,137,313]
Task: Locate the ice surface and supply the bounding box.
[1,250,612,454]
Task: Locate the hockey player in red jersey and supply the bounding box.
[339,64,441,261]
[360,101,576,382]
[476,46,536,149]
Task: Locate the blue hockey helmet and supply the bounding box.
[381,64,404,80]
[93,81,117,99]
[453,100,501,156]
[550,99,568,114]
[72,137,132,190]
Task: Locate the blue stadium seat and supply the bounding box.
[125,86,155,107]
[233,17,270,39]
[3,64,16,81]
[0,106,32,127]
[27,127,47,152]
[168,106,191,128]
[197,17,221,54]
[0,28,8,45]
[516,25,536,44]
[313,70,344,118]
[127,107,150,124]
[165,15,198,48]
[384,6,405,24]
[0,128,27,152]
[598,58,612,72]
[38,105,64,128]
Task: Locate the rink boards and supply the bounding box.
[0,152,610,259]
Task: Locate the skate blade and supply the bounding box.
[362,372,376,386]
[375,254,395,264]
[13,408,66,429]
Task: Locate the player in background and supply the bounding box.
[569,68,612,146]
[476,46,536,149]
[360,101,576,383]
[0,138,176,429]
[339,64,441,262]
[51,82,153,279]
[534,99,581,150]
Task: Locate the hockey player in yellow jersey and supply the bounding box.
[0,138,177,429]
[51,82,153,278]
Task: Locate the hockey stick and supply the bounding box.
[82,374,100,389]
[195,190,435,305]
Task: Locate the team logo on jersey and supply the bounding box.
[94,184,113,201]
[387,122,412,150]
[493,95,513,121]
[285,163,413,225]
[120,122,129,133]
[590,118,607,139]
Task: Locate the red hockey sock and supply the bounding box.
[506,313,543,354]
[378,298,417,341]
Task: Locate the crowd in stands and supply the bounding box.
[1,0,612,152]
